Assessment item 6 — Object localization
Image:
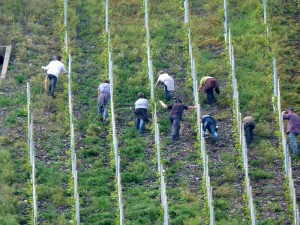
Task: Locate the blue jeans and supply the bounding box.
[165,84,171,101]
[98,105,108,120]
[289,132,299,154]
[48,74,57,97]
[136,118,145,134]
[203,118,218,141]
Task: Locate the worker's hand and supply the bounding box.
[42,66,45,70]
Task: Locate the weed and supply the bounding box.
[214,184,237,198]
[249,168,274,180]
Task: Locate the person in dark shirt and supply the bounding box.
[160,99,196,142]
[282,108,300,154]
[202,115,218,142]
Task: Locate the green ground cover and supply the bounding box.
[149,0,206,224]
[268,1,300,109]
[190,0,247,224]
[66,0,117,224]
[0,1,298,224]
[110,0,161,224]
[228,0,291,224]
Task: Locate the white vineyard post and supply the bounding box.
[105,1,124,223]
[224,0,228,41]
[144,0,169,223]
[27,83,38,224]
[277,80,299,225]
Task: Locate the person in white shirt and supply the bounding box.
[42,55,67,98]
[156,70,174,101]
[98,80,111,123]
[134,92,150,134]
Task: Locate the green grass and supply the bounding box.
[68,0,117,224]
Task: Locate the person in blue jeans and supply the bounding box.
[160,99,196,142]
[42,55,67,98]
[156,70,175,101]
[134,92,150,134]
[98,80,111,123]
[282,108,300,154]
[202,115,218,142]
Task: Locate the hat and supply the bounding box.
[288,107,295,111]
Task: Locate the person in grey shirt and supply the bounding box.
[134,92,149,134]
[98,80,111,123]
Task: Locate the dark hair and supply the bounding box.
[159,69,169,75]
[174,99,182,103]
[288,107,295,112]
[57,55,62,61]
[138,92,145,98]
[104,80,109,83]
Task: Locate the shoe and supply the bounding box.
[52,95,56,99]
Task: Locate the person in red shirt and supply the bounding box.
[282,108,300,154]
[160,99,196,142]
[198,76,220,104]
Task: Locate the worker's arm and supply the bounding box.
[98,90,101,97]
[198,84,203,93]
[156,79,161,87]
[62,64,67,73]
[188,106,197,110]
[159,100,168,109]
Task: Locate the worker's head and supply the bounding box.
[287,107,295,113]
[57,55,62,61]
[138,92,145,98]
[174,99,182,103]
[159,69,169,75]
[104,80,109,83]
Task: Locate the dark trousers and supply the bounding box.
[206,88,214,104]
[48,74,57,97]
[245,125,255,146]
[169,115,181,141]
[165,84,171,101]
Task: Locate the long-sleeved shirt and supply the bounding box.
[283,112,300,134]
[98,83,110,94]
[44,60,67,77]
[135,98,149,109]
[156,73,174,91]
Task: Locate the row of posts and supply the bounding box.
[105,0,124,223]
[184,1,215,224]
[262,1,299,224]
[64,1,80,223]
[27,83,37,225]
[144,0,169,223]
[224,0,257,223]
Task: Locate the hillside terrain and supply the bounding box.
[0,0,299,225]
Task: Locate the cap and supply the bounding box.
[288,107,294,111]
